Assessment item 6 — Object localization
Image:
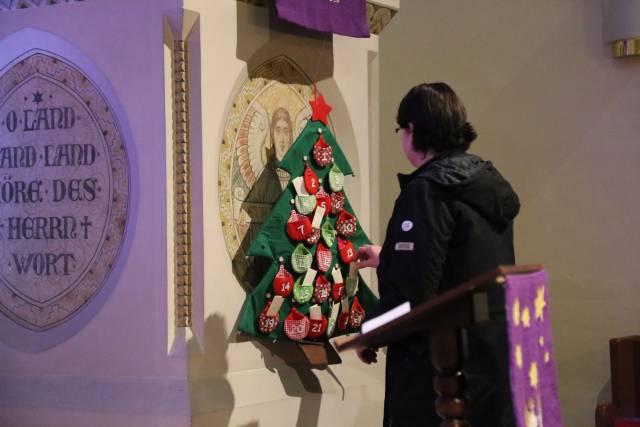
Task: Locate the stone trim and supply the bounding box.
[173,40,192,328]
[0,0,86,12]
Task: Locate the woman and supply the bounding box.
[355,83,520,426]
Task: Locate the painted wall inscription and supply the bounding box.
[0,53,129,331]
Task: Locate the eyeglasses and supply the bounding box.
[394,127,402,134]
[395,127,411,134]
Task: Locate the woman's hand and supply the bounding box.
[354,244,382,270]
[356,346,379,364]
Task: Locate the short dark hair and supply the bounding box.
[397,82,477,153]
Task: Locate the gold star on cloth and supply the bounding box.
[504,270,563,426]
[535,286,546,321]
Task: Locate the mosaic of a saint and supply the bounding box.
[218,57,317,286]
[230,88,311,259]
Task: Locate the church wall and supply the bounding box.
[0,1,189,426]
[0,1,387,426]
[182,2,385,426]
[379,2,640,426]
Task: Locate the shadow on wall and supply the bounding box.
[236,1,333,82]
[188,313,235,426]
[251,338,334,427]
[187,314,334,427]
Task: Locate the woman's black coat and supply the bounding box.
[375,150,520,427]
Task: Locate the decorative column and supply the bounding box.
[603,0,640,58]
[173,40,192,327]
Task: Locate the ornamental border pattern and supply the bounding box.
[173,40,192,328]
[0,0,85,12]
[366,2,397,35]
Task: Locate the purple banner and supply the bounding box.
[505,269,563,427]
[275,0,370,38]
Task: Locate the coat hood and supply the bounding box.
[399,151,520,228]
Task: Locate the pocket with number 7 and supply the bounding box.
[286,209,312,241]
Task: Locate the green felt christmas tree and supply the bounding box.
[238,88,378,342]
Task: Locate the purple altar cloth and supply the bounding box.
[275,0,370,38]
[505,269,563,427]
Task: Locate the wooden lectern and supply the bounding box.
[336,264,543,426]
[596,336,640,427]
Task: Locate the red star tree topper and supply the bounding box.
[309,82,332,126]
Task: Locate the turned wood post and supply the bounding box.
[430,328,470,427]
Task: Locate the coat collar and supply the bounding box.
[397,151,452,189]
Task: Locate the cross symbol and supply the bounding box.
[80,216,92,239]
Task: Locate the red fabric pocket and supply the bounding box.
[272,263,293,297]
[338,311,349,332]
[316,242,332,272]
[312,134,333,167]
[332,280,345,302]
[313,275,331,304]
[286,209,312,241]
[257,301,279,334]
[336,210,357,237]
[306,227,321,245]
[348,296,365,329]
[304,164,319,195]
[284,307,310,341]
[315,187,332,216]
[306,316,328,339]
[330,191,345,215]
[338,237,355,264]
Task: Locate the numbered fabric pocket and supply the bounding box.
[315,186,332,216]
[284,308,310,341]
[272,262,293,297]
[257,302,279,334]
[306,316,328,339]
[312,134,333,167]
[315,242,332,273]
[328,163,344,192]
[338,237,356,264]
[346,274,359,297]
[348,296,365,329]
[295,194,317,215]
[303,164,319,195]
[306,227,321,245]
[330,191,345,215]
[332,280,345,302]
[291,244,312,273]
[326,312,337,337]
[287,210,312,241]
[292,275,313,304]
[338,311,350,332]
[321,218,337,248]
[313,275,331,304]
[336,210,357,237]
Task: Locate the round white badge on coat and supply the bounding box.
[401,220,413,232]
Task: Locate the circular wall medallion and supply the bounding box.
[218,56,318,287]
[0,53,129,330]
